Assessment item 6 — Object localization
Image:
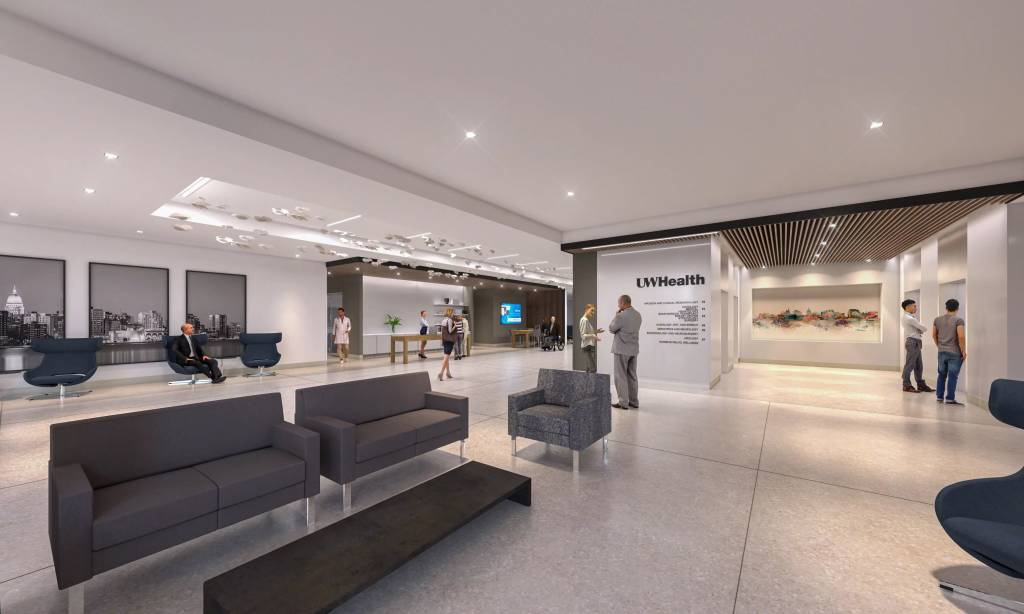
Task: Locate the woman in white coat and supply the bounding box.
[331,306,352,364]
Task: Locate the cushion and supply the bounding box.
[195,448,305,508]
[355,416,417,462]
[943,516,1024,576]
[399,409,462,442]
[92,468,217,550]
[518,404,570,436]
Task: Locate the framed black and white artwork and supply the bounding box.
[0,255,66,373]
[89,263,169,365]
[185,270,247,357]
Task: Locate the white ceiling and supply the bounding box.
[2,0,1023,235]
[0,55,572,283]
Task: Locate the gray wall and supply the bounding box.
[473,288,529,344]
[571,252,597,371]
[328,274,363,356]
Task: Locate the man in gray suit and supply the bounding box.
[608,294,642,409]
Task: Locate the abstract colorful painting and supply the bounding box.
[752,283,881,343]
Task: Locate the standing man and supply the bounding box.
[578,304,604,373]
[454,314,465,360]
[608,294,642,409]
[173,323,225,383]
[900,299,934,393]
[933,298,967,405]
[332,306,352,364]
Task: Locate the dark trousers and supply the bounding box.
[187,357,222,380]
[582,345,597,373]
[902,338,925,387]
[936,351,963,401]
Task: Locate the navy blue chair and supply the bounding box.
[936,378,1024,609]
[163,334,212,386]
[239,332,282,378]
[23,338,102,401]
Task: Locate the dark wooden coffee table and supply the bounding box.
[203,461,531,614]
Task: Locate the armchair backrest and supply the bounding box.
[239,332,282,362]
[537,368,611,407]
[295,372,430,426]
[50,393,283,489]
[989,379,1024,429]
[26,338,101,379]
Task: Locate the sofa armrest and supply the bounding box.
[425,391,469,439]
[568,395,611,450]
[49,462,93,589]
[508,387,545,436]
[302,415,356,486]
[272,423,321,498]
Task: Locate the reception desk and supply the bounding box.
[389,333,472,364]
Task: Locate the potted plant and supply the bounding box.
[384,314,402,333]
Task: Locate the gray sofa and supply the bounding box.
[508,369,611,472]
[48,393,319,604]
[295,371,469,510]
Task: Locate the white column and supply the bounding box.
[966,205,1009,403]
[919,239,940,379]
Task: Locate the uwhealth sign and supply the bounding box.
[635,274,706,288]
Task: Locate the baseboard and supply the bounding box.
[967,393,989,411]
[737,358,899,372]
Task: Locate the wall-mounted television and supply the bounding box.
[500,302,522,325]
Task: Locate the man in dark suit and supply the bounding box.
[174,323,226,383]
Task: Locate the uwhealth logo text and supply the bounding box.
[636,274,706,288]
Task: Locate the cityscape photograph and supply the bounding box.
[0,255,65,372]
[89,263,169,365]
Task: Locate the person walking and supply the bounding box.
[900,299,934,393]
[418,310,429,359]
[438,307,456,380]
[331,306,352,364]
[933,298,967,405]
[608,294,642,409]
[578,304,603,373]
[454,313,466,360]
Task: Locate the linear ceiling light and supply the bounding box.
[487,253,519,260]
[447,244,481,252]
[518,261,548,266]
[175,176,211,200]
[326,214,362,227]
[405,232,431,239]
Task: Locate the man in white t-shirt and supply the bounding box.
[900,299,933,394]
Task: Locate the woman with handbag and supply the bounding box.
[438,307,457,381]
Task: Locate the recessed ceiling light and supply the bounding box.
[104,152,119,160]
[326,214,361,227]
[518,287,523,290]
[761,265,766,269]
[500,284,504,288]
[566,191,575,197]
[83,187,96,194]
[810,262,816,266]
[869,120,884,130]
[327,271,333,275]
[820,241,827,246]
[465,131,477,139]
[136,229,144,234]
[9,212,19,217]
[355,267,360,271]
[396,272,401,276]
[814,253,820,258]
[829,223,837,229]
[866,258,872,263]
[295,254,300,258]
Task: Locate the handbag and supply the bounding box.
[441,319,457,343]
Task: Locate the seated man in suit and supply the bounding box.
[174,323,226,383]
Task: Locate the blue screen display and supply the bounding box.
[500,303,522,325]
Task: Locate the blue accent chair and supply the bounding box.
[23,338,102,401]
[239,332,282,378]
[163,334,212,386]
[935,378,1024,609]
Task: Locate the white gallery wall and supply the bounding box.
[740,259,901,370]
[0,223,326,389]
[360,276,468,355]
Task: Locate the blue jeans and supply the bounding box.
[936,351,963,401]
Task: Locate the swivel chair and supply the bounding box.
[239,332,282,378]
[23,338,101,401]
[936,378,1024,609]
[163,334,212,385]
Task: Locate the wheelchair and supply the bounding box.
[541,334,565,351]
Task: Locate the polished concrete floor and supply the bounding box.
[1,351,1023,613]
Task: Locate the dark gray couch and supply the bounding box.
[295,372,468,510]
[508,369,611,472]
[48,393,320,600]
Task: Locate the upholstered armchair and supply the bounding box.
[508,368,611,472]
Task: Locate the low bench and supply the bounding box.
[203,461,531,614]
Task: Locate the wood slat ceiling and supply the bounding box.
[721,194,1021,269]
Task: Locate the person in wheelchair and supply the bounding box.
[541,315,564,351]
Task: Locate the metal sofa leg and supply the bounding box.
[27,383,93,401]
[572,450,580,473]
[511,436,517,456]
[342,482,352,512]
[304,496,316,527]
[939,580,1024,611]
[67,582,84,614]
[459,439,465,461]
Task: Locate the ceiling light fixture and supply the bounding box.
[136,230,144,234]
[566,191,575,197]
[9,212,19,217]
[814,253,820,258]
[448,244,482,252]
[820,241,827,246]
[829,223,837,229]
[176,176,211,200]
[866,258,872,263]
[104,152,119,160]
[869,120,884,130]
[83,187,96,194]
[405,232,431,239]
[326,214,362,227]
[581,231,720,251]
[761,265,767,269]
[487,253,519,260]
[518,261,548,266]
[465,131,477,139]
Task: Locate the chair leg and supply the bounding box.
[342,482,352,512]
[511,436,517,456]
[169,374,212,386]
[304,496,316,527]
[67,582,84,614]
[939,580,1024,611]
[572,450,580,473]
[459,439,465,461]
[27,386,92,401]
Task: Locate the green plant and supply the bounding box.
[384,314,402,333]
